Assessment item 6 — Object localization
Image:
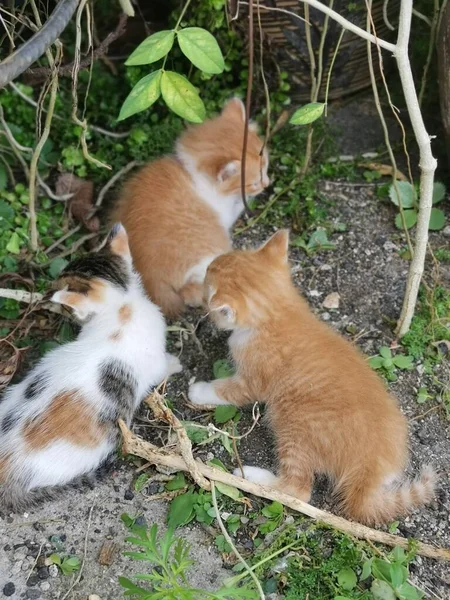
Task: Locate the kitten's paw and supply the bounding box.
[166,353,183,376]
[233,466,278,486]
[188,382,229,406]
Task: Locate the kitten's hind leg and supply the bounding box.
[233,466,278,486]
[179,282,204,307]
[232,465,312,502]
[189,376,254,407]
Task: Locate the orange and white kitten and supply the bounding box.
[188,231,437,525]
[114,98,269,318]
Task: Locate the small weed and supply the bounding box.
[119,514,256,599]
[291,228,336,255]
[368,347,414,382]
[48,553,81,577]
[389,181,446,231]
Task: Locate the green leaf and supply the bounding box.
[160,71,206,123]
[382,358,394,369]
[177,27,225,74]
[167,492,198,528]
[388,521,400,534]
[392,354,414,370]
[429,207,445,231]
[134,473,149,492]
[361,559,373,580]
[213,359,235,379]
[166,472,186,491]
[0,163,7,190]
[371,580,396,600]
[337,568,357,591]
[0,199,14,223]
[397,582,423,600]
[432,181,446,204]
[261,501,283,517]
[416,387,429,404]
[208,458,229,472]
[391,546,406,563]
[369,356,385,369]
[215,481,240,500]
[118,70,162,121]
[6,231,21,254]
[289,102,325,125]
[389,181,415,208]
[48,553,61,565]
[372,559,392,583]
[49,257,69,279]
[390,563,408,589]
[183,421,209,444]
[379,347,392,359]
[214,405,237,424]
[395,209,417,230]
[125,30,175,66]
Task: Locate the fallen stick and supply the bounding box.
[0,288,63,315]
[119,420,450,562]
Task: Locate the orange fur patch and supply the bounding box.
[118,303,132,323]
[23,391,106,450]
[110,229,130,257]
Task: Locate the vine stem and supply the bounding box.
[211,482,266,599]
[240,0,254,215]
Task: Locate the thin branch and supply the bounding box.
[324,28,345,115]
[412,8,432,27]
[119,420,450,561]
[240,0,254,215]
[211,482,265,599]
[95,160,141,207]
[418,0,440,107]
[0,0,79,89]
[0,289,63,315]
[382,0,395,31]
[44,225,81,254]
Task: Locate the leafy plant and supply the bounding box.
[291,228,336,255]
[119,514,256,599]
[289,102,325,125]
[119,5,225,122]
[389,181,446,231]
[258,501,284,534]
[368,347,414,382]
[48,554,81,576]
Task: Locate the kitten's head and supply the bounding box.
[204,230,291,329]
[50,223,134,322]
[176,97,270,197]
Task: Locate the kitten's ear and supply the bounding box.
[209,295,236,324]
[108,223,131,260]
[51,290,97,321]
[258,230,290,263]
[218,160,240,182]
[221,97,245,122]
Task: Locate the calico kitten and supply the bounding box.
[188,231,436,525]
[0,224,182,511]
[114,98,269,318]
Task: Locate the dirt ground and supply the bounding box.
[1,96,449,599]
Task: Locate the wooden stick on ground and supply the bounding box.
[119,419,450,562]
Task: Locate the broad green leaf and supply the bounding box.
[214,405,237,424]
[49,257,68,279]
[369,356,385,369]
[261,501,283,517]
[390,563,408,589]
[379,347,392,359]
[429,207,445,231]
[0,163,7,190]
[416,387,429,404]
[371,580,396,600]
[389,181,415,208]
[334,597,352,600]
[118,70,162,121]
[382,358,394,369]
[0,199,14,223]
[337,568,357,591]
[167,492,198,528]
[134,473,149,492]
[361,559,373,580]
[392,354,414,370]
[161,71,205,123]
[391,546,406,563]
[208,458,229,472]
[126,30,175,66]
[48,553,61,565]
[183,421,209,444]
[177,27,225,74]
[213,358,235,379]
[166,472,186,491]
[432,181,446,204]
[6,231,21,254]
[395,209,417,230]
[290,102,325,125]
[215,481,240,500]
[372,559,392,583]
[397,582,424,600]
[388,521,400,533]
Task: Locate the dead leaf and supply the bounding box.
[97,540,119,566]
[358,162,408,181]
[56,174,100,232]
[322,292,340,310]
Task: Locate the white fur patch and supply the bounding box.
[188,381,229,406]
[166,353,183,376]
[233,466,278,486]
[184,255,217,286]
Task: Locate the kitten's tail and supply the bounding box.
[340,465,437,525]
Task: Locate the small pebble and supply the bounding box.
[124,490,134,501]
[89,595,102,600]
[26,590,41,599]
[48,564,59,578]
[40,582,51,592]
[38,566,49,580]
[3,582,15,597]
[27,574,40,587]
[442,225,450,238]
[321,312,331,321]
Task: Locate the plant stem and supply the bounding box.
[418,0,440,107]
[175,0,193,31]
[324,28,345,115]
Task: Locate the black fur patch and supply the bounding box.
[61,253,129,290]
[98,359,138,422]
[2,408,21,434]
[24,372,50,400]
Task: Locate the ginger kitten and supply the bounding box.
[189,231,436,525]
[114,98,269,317]
[0,224,181,511]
